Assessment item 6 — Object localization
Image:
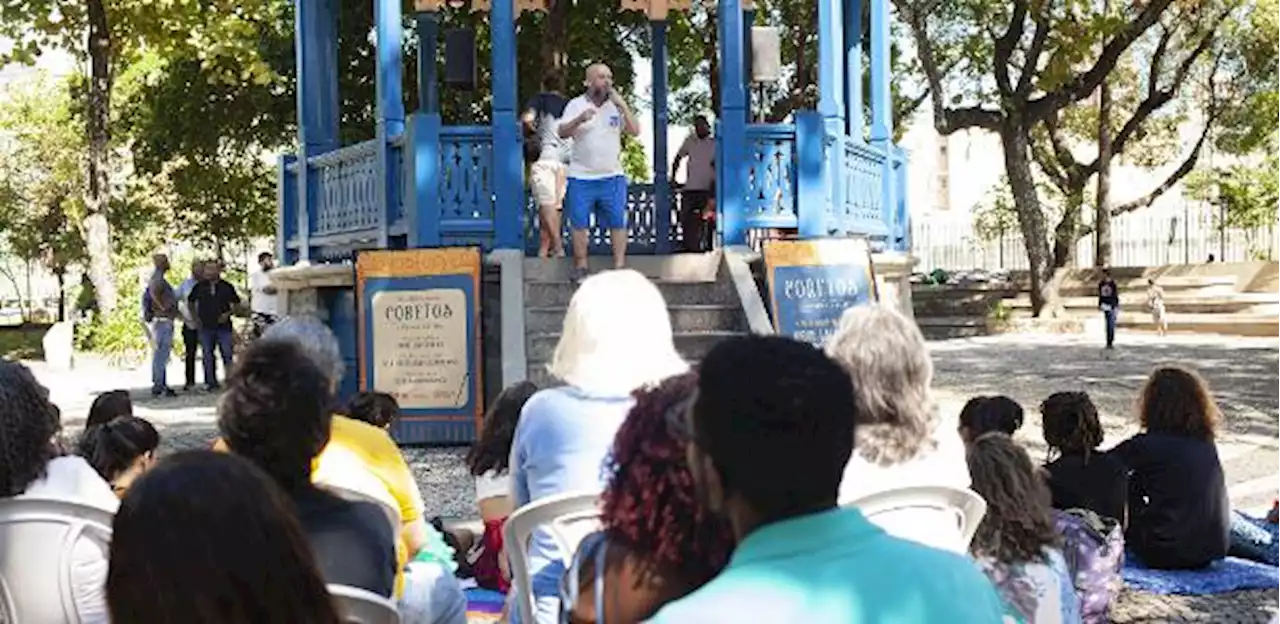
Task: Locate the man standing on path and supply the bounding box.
[188,260,241,391]
[1098,268,1120,350]
[522,76,572,259]
[558,63,640,282]
[671,114,715,253]
[176,259,204,391]
[144,254,179,397]
[249,252,279,338]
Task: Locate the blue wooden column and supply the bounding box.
[743,5,754,118]
[812,0,846,239]
[375,0,406,248]
[844,0,864,141]
[407,7,442,248]
[491,0,522,249]
[869,0,897,246]
[652,19,672,253]
[717,0,748,247]
[294,0,340,263]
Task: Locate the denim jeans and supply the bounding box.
[1102,306,1118,347]
[1229,510,1279,566]
[149,319,174,392]
[199,327,234,387]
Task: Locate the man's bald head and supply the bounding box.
[584,63,614,100]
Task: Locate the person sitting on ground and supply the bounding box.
[823,304,972,551]
[86,389,133,428]
[1112,366,1230,569]
[77,415,160,497]
[465,380,538,593]
[219,339,397,597]
[648,335,1004,623]
[959,395,1026,442]
[562,372,735,624]
[510,269,687,624]
[967,433,1081,623]
[107,451,341,624]
[346,390,402,430]
[1040,391,1129,524]
[0,360,118,624]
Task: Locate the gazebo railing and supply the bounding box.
[311,139,381,236]
[743,124,799,230]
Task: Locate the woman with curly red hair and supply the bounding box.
[561,372,733,624]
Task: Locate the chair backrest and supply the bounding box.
[328,584,400,624]
[502,491,602,624]
[323,485,401,537]
[846,485,987,552]
[0,497,115,624]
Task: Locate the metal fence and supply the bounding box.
[912,204,1277,271]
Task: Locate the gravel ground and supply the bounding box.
[25,330,1280,621]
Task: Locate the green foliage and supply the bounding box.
[1186,155,1280,231]
[1212,0,1279,157]
[74,271,148,365]
[622,135,650,182]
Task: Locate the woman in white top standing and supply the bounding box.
[0,360,119,623]
[824,304,972,552]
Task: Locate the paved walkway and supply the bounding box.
[25,330,1280,622]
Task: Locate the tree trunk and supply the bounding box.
[55,268,66,323]
[1095,76,1113,267]
[998,117,1056,317]
[1052,189,1085,269]
[85,0,117,313]
[542,0,570,90]
[705,6,720,113]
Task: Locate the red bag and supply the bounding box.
[469,517,509,593]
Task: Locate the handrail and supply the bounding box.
[745,123,797,139]
[308,139,379,168]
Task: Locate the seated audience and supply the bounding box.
[107,451,341,623]
[649,336,1005,623]
[78,415,160,497]
[465,380,538,593]
[510,269,687,624]
[1040,391,1129,523]
[86,389,133,428]
[967,433,1080,623]
[1113,366,1229,569]
[824,304,972,551]
[562,372,734,623]
[959,395,1025,442]
[0,360,118,624]
[220,339,397,596]
[347,390,402,430]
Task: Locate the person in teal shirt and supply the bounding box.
[650,335,1006,624]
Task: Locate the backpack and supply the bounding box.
[1053,508,1125,624]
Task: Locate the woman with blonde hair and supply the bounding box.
[823,304,971,551]
[508,269,686,624]
[1113,365,1230,569]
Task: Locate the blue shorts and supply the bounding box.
[566,175,628,230]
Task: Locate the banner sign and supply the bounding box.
[355,247,483,443]
[764,238,878,346]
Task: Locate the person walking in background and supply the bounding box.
[176,259,204,391]
[188,260,240,391]
[144,253,179,398]
[1097,269,1119,350]
[558,63,641,282]
[250,252,279,338]
[522,76,572,259]
[671,114,715,253]
[1146,278,1167,337]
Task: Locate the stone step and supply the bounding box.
[525,280,737,307]
[523,252,722,282]
[915,316,990,341]
[526,330,741,366]
[525,304,747,334]
[1115,312,1279,337]
[1006,292,1278,315]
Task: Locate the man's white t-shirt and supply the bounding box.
[558,95,624,180]
[677,134,716,191]
[250,271,278,316]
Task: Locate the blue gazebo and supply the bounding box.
[276,0,908,262]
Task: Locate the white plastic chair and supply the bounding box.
[323,485,402,537]
[503,492,602,624]
[845,485,987,552]
[0,497,115,624]
[328,584,400,624]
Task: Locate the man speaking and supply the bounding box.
[557,63,641,282]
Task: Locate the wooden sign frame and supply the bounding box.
[763,238,879,346]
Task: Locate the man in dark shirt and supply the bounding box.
[1097,269,1120,349]
[188,260,241,391]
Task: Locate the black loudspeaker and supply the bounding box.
[750,26,782,84]
[444,28,476,90]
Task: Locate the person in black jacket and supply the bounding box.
[1097,269,1120,349]
[1113,366,1230,569]
[187,261,241,391]
[1040,391,1129,525]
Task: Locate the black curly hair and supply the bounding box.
[78,416,160,484]
[959,395,1024,441]
[217,340,333,492]
[346,391,401,430]
[467,381,538,477]
[1040,391,1104,461]
[0,360,62,497]
[966,433,1058,565]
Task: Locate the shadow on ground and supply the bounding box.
[1111,587,1278,623]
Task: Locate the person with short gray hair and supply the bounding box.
[259,316,345,391]
[823,304,971,552]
